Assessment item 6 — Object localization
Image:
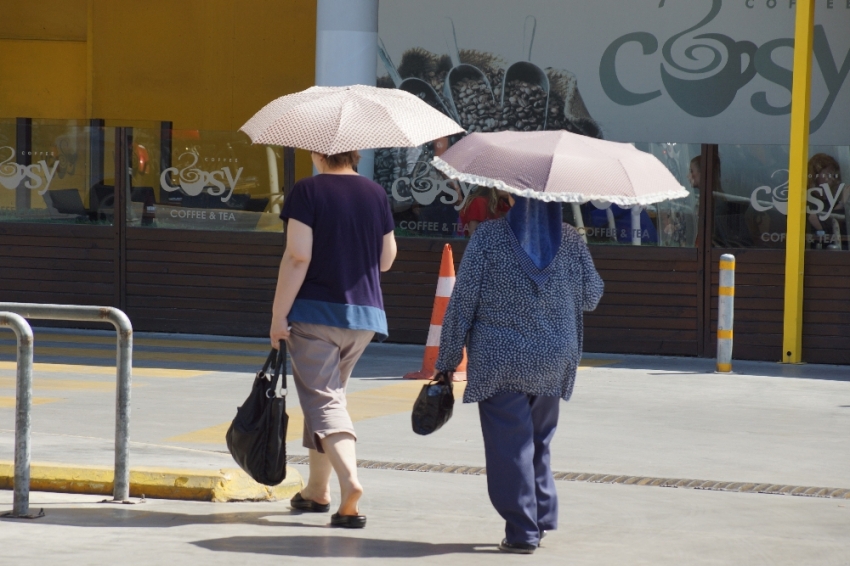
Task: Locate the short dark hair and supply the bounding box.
[323,150,361,170]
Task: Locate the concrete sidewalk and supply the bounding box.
[1,329,849,563]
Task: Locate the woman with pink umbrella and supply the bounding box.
[431,130,686,553]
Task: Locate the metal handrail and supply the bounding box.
[0,303,133,503]
[0,312,34,517]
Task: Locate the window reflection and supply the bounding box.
[715,145,850,250]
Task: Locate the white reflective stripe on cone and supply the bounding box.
[435,277,456,297]
[425,324,442,347]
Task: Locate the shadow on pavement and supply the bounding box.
[19,507,330,529]
[192,536,497,558]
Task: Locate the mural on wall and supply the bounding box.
[377,0,849,243]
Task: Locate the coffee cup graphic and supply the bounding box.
[0,146,25,190]
[661,33,757,118]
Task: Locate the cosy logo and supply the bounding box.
[160,152,243,202]
[600,0,850,131]
[749,169,846,218]
[0,146,60,194]
[391,162,474,210]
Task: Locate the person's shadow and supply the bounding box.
[192,536,496,558]
[10,505,495,558]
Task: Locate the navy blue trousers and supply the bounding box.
[478,392,560,546]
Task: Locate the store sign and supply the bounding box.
[0,146,59,194]
[749,170,846,219]
[378,0,850,144]
[159,152,243,202]
[391,164,474,208]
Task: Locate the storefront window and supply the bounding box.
[572,143,701,247]
[126,128,284,232]
[0,120,107,225]
[714,145,850,250]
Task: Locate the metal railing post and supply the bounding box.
[716,254,736,373]
[0,312,33,517]
[0,303,133,503]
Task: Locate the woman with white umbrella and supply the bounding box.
[241,85,464,528]
[431,130,686,552]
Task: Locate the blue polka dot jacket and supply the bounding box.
[436,218,604,403]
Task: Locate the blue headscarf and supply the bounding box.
[505,196,563,287]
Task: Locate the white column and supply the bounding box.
[716,254,736,373]
[316,0,379,180]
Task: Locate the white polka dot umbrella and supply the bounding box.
[240,84,465,153]
[432,130,689,207]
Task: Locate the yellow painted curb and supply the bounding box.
[0,461,303,502]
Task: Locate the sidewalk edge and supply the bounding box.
[0,461,303,502]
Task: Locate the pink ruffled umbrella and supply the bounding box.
[431,130,688,206]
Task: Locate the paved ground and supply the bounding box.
[1,328,849,564]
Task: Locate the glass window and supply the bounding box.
[0,120,105,225]
[715,145,850,250]
[376,138,472,239]
[571,143,701,247]
[126,128,284,232]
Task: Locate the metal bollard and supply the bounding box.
[0,303,133,503]
[0,312,34,518]
[717,254,736,373]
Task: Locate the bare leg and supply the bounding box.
[320,432,363,516]
[299,449,332,505]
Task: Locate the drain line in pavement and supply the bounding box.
[286,455,850,501]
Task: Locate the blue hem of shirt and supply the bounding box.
[288,299,388,341]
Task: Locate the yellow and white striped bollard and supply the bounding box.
[717,254,735,373]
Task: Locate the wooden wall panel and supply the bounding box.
[708,248,850,365]
[0,223,115,307]
[123,228,283,336]
[385,239,703,357]
[2,223,847,365]
[584,246,700,357]
[381,238,467,344]
[801,251,850,365]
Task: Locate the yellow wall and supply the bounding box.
[0,0,316,178]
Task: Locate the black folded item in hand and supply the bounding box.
[411,371,454,435]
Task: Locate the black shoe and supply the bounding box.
[290,493,330,513]
[498,539,536,554]
[330,512,367,529]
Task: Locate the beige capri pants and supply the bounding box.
[286,321,374,453]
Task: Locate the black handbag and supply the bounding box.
[226,342,289,486]
[411,371,454,435]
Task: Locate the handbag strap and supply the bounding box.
[260,348,277,376]
[266,340,288,398]
[434,371,453,389]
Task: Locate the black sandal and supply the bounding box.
[290,493,330,513]
[330,512,367,528]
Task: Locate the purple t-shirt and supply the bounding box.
[280,174,395,339]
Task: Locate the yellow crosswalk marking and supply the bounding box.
[0,396,62,408]
[0,332,271,353]
[0,344,265,365]
[166,380,468,445]
[579,359,619,368]
[0,376,143,392]
[0,361,208,379]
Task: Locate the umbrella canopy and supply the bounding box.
[240,85,465,153]
[431,130,689,206]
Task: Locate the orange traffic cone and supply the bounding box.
[403,244,467,381]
